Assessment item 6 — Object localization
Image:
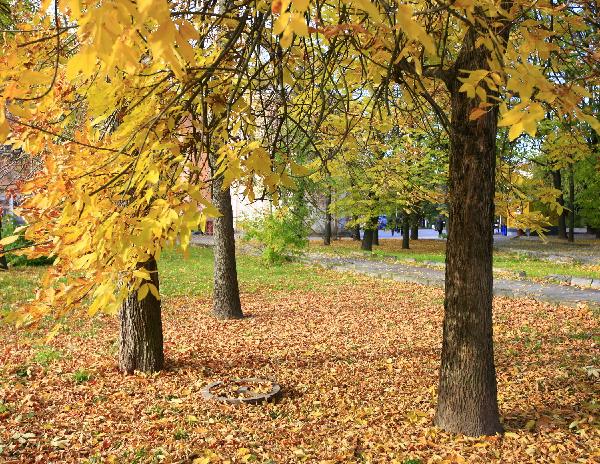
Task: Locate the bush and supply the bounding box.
[1,214,53,267]
[241,207,309,265]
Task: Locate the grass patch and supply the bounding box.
[72,369,91,383]
[158,246,352,298]
[0,267,45,316]
[33,346,62,366]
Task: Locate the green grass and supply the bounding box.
[0,267,44,315]
[158,246,348,298]
[72,369,91,383]
[1,246,348,319]
[33,346,62,366]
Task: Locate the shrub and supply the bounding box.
[241,206,309,265]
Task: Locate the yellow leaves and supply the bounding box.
[0,101,9,143]
[355,0,384,24]
[458,69,489,101]
[469,107,487,121]
[0,235,20,246]
[498,102,545,141]
[65,46,97,80]
[138,282,160,302]
[273,11,309,46]
[396,5,436,56]
[579,112,600,134]
[290,14,309,37]
[147,167,160,185]
[293,0,310,11]
[273,12,291,35]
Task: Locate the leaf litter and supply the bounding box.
[0,270,598,463]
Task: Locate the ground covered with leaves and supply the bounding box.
[1,255,599,463]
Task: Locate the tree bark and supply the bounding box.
[119,257,164,374]
[323,189,332,245]
[361,227,374,251]
[402,216,410,249]
[568,164,575,242]
[434,26,503,436]
[0,216,8,270]
[552,170,567,239]
[410,214,419,240]
[373,227,379,245]
[352,222,361,241]
[210,170,243,320]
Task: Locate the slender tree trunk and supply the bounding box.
[434,26,503,436]
[323,189,332,245]
[568,164,575,242]
[402,216,410,249]
[552,170,567,239]
[373,228,379,245]
[0,216,8,270]
[119,257,164,374]
[210,169,243,319]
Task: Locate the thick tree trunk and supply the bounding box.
[352,222,361,241]
[373,228,379,245]
[434,27,503,436]
[210,170,243,320]
[119,257,164,374]
[323,190,332,245]
[361,228,374,251]
[568,165,575,242]
[402,216,410,249]
[410,214,419,240]
[552,170,567,239]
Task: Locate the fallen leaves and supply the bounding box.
[0,271,598,462]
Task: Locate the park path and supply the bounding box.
[190,234,600,307]
[304,253,600,308]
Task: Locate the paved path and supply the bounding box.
[305,253,600,308]
[190,234,600,307]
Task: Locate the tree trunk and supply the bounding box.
[323,189,332,245]
[210,170,243,319]
[552,170,567,239]
[410,214,419,240]
[0,216,8,270]
[373,228,379,245]
[352,222,361,241]
[402,216,410,249]
[361,228,373,251]
[119,257,164,374]
[568,164,575,242]
[434,26,503,436]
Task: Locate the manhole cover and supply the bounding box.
[201,378,281,405]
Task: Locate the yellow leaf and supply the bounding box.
[469,107,487,121]
[137,284,150,301]
[0,235,20,246]
[273,12,290,35]
[290,13,308,37]
[508,121,524,141]
[147,283,160,300]
[280,30,293,48]
[293,0,309,12]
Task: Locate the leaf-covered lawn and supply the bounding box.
[1,261,598,463]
